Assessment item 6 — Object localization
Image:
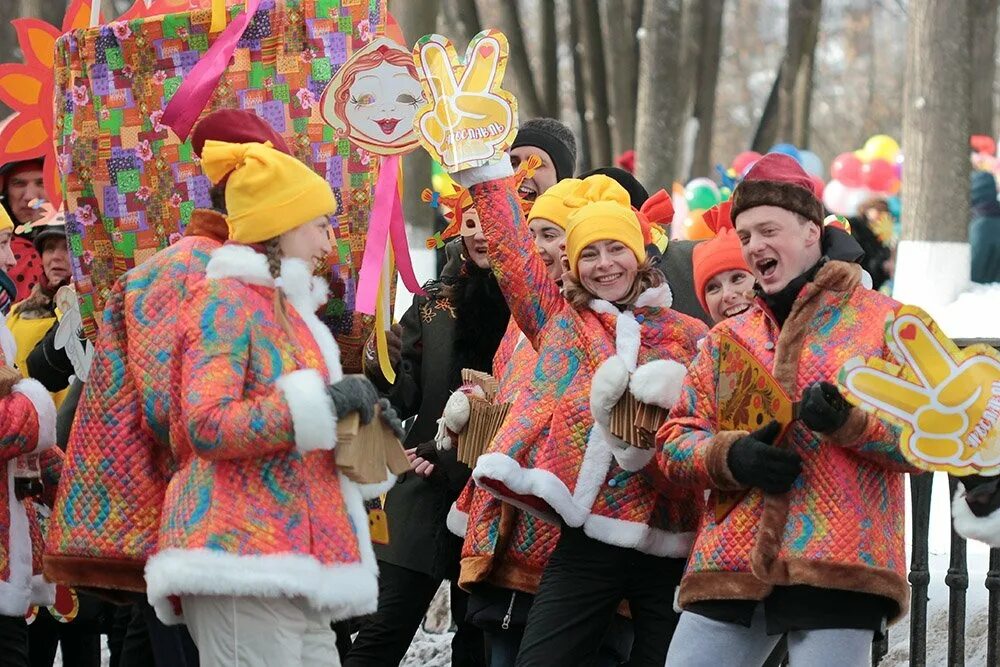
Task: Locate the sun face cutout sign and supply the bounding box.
[320,37,424,155]
[838,305,1000,476]
[412,30,518,171]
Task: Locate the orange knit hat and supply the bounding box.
[692,201,751,313]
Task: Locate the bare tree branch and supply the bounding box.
[577,0,612,166]
[569,0,593,172]
[689,0,726,178]
[497,1,545,119]
[540,0,559,116]
[600,0,638,155]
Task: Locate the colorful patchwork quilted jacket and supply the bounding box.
[0,308,58,616]
[145,243,387,626]
[454,322,560,593]
[45,210,228,594]
[656,260,916,621]
[467,173,708,557]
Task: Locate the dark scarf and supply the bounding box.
[757,226,863,327]
[13,275,67,319]
[442,261,511,384]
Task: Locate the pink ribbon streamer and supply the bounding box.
[357,155,425,315]
[161,0,262,140]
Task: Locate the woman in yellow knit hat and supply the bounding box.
[143,140,402,667]
[441,158,709,665]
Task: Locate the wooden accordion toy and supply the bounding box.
[456,369,512,466]
[609,393,670,449]
[336,403,411,485]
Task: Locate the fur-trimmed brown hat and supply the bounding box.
[730,152,824,225]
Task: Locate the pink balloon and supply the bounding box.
[830,152,864,187]
[809,174,825,198]
[862,158,898,192]
[732,150,762,175]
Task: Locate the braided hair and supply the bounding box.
[264,238,296,337]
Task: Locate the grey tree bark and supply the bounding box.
[894,0,972,309]
[497,1,545,120]
[600,0,639,156]
[390,0,441,238]
[569,0,592,172]
[442,0,482,48]
[540,0,558,116]
[689,0,725,179]
[577,0,612,167]
[970,0,998,137]
[634,0,683,190]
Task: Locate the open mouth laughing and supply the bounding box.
[755,257,778,280]
[723,303,751,318]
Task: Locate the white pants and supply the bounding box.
[182,595,340,667]
[665,605,875,667]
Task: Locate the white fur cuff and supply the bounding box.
[446,503,469,537]
[452,154,515,189]
[276,369,338,453]
[611,443,656,473]
[953,485,1000,547]
[590,356,630,427]
[30,575,56,607]
[357,472,397,500]
[13,378,57,452]
[629,359,687,411]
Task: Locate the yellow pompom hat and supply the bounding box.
[201,140,337,244]
[564,175,646,276]
[527,178,584,230]
[0,205,12,233]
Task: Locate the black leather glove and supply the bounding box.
[377,398,406,440]
[328,375,379,424]
[799,381,852,434]
[726,421,802,494]
[961,474,1000,518]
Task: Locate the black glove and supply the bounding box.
[328,375,379,424]
[726,421,802,494]
[377,398,406,440]
[799,381,852,434]
[363,324,403,377]
[413,440,440,464]
[961,474,1000,518]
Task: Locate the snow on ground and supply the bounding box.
[932,282,1000,339]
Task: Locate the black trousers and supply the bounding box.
[0,614,29,667]
[515,527,685,667]
[345,561,485,667]
[27,610,100,667]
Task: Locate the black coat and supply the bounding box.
[655,239,712,325]
[370,241,510,580]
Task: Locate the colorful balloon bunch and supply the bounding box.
[825,135,902,216]
[680,177,727,240]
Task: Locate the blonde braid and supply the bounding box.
[265,238,296,337]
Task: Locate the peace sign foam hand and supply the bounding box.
[412,30,518,172]
[837,305,1000,476]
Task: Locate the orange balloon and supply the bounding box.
[684,210,716,240]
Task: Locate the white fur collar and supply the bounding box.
[587,283,674,316]
[205,244,341,383]
[206,244,329,313]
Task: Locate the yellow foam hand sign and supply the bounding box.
[412,30,518,172]
[838,305,1000,476]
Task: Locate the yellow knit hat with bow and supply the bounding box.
[201,140,336,244]
[0,205,12,233]
[527,178,584,230]
[564,175,646,276]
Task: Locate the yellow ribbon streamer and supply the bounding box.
[210,0,228,33]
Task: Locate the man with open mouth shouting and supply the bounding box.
[657,153,919,667]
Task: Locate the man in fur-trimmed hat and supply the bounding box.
[657,153,919,667]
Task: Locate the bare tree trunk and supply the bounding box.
[540,0,559,117]
[689,0,725,179]
[569,0,592,173]
[970,0,998,136]
[391,0,441,238]
[442,0,481,48]
[791,1,820,147]
[600,0,639,156]
[497,2,545,120]
[751,66,782,153]
[894,0,972,309]
[776,0,821,144]
[577,0,612,166]
[635,0,683,190]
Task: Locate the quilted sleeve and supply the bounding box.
[0,377,57,464]
[374,297,424,421]
[181,282,336,460]
[826,407,918,473]
[39,447,63,508]
[655,334,747,491]
[469,178,563,348]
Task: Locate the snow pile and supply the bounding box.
[933,282,1000,339]
[402,583,454,667]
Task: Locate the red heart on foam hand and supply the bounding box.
[900,323,917,341]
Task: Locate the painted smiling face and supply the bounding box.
[345,61,423,146]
